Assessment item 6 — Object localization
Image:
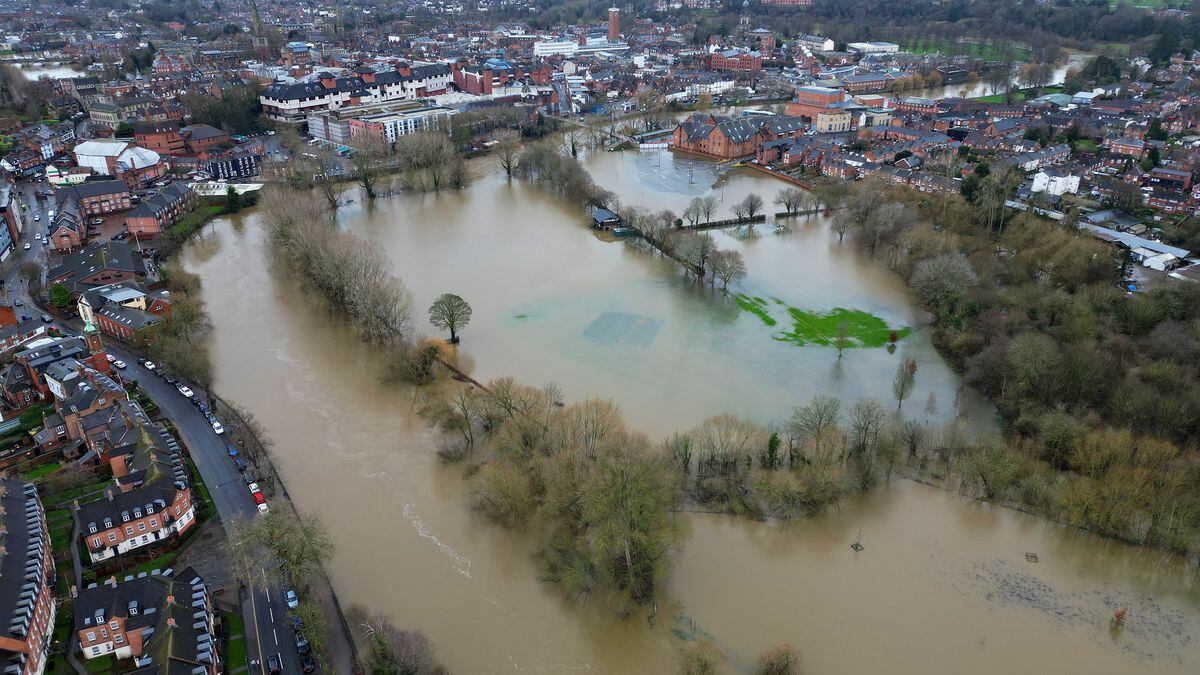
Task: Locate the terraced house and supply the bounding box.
[259,61,453,123]
[0,480,56,675]
[76,421,196,564]
[671,113,807,159]
[74,567,218,674]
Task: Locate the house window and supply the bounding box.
[110,621,117,630]
[86,632,95,642]
[107,533,116,542]
[93,538,100,547]
[100,629,107,639]
[90,647,100,656]
[114,634,123,644]
[124,527,132,535]
[121,513,129,522]
[88,524,96,534]
[149,518,157,527]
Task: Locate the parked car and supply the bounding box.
[234,457,247,472]
[12,299,20,306]
[285,589,299,609]
[163,374,178,385]
[247,482,260,494]
[295,633,310,654]
[300,651,316,673]
[113,360,126,369]
[257,502,269,514]
[288,616,303,632]
[177,385,194,398]
[253,491,266,506]
[212,421,225,435]
[105,354,116,363]
[40,314,51,323]
[243,474,256,486]
[143,360,155,371]
[226,444,238,458]
[32,215,39,221]
[22,243,29,250]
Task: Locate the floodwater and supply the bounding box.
[917,51,1092,100]
[12,63,84,80]
[182,150,1200,673]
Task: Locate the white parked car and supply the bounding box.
[212,421,225,435]
[177,385,194,398]
[256,503,269,514]
[248,482,261,494]
[143,360,156,371]
[22,243,30,250]
[33,215,40,221]
[105,354,115,363]
[113,360,126,369]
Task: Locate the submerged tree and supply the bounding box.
[892,355,918,409]
[428,293,473,343]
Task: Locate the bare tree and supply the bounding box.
[710,249,747,291]
[774,187,806,216]
[428,293,473,343]
[738,193,764,220]
[698,195,719,223]
[351,134,390,200]
[892,355,918,409]
[787,396,841,460]
[833,321,851,359]
[493,129,520,178]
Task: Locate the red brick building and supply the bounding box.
[711,49,763,73]
[0,479,56,675]
[786,85,846,118]
[133,121,184,156]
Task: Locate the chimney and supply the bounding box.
[396,62,412,77]
[318,72,336,89]
[609,7,620,43]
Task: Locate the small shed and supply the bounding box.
[590,207,620,230]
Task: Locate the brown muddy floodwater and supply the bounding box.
[182,150,1200,674]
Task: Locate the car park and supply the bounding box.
[285,589,299,609]
[113,360,126,369]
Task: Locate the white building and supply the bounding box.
[533,39,579,57]
[260,62,453,123]
[847,41,900,55]
[1031,169,1081,196]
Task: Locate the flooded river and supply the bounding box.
[182,150,1199,673]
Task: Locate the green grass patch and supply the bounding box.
[224,611,248,671]
[736,296,910,348]
[902,36,1031,62]
[25,461,61,479]
[735,294,777,326]
[776,307,911,347]
[82,653,115,674]
[43,479,113,507]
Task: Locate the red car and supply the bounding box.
[252,492,266,505]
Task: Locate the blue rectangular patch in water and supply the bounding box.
[582,311,663,348]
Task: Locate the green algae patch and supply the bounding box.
[735,294,777,326]
[736,295,910,348]
[776,306,911,347]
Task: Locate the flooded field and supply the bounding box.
[182,148,1199,673]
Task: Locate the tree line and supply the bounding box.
[820,177,1199,555]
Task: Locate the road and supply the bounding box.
[108,354,303,675]
[0,186,304,674]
